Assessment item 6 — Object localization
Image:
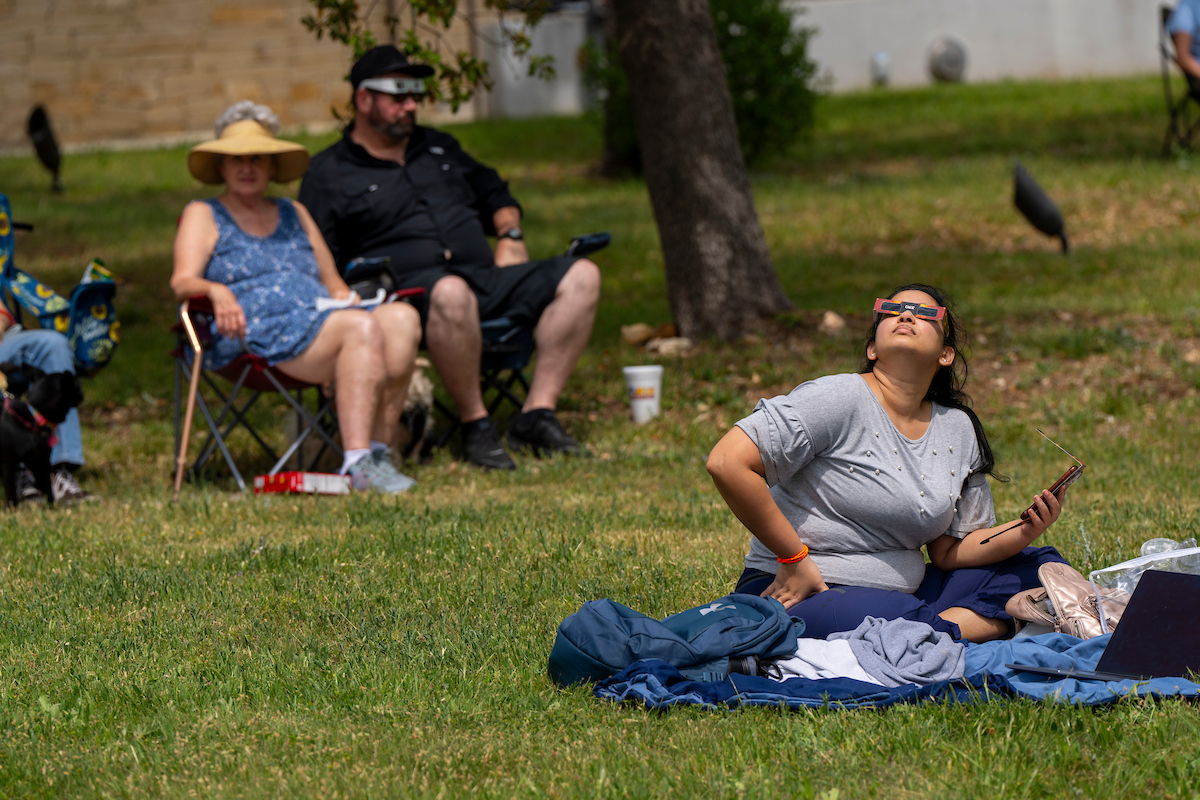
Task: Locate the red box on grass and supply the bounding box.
[253,471,350,496]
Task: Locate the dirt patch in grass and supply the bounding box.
[93,309,1200,502]
[615,310,1199,423]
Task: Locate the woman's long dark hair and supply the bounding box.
[860,283,1003,479]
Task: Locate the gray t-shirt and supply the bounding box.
[735,373,996,593]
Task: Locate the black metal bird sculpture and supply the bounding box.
[26,106,63,193]
[1013,161,1068,253]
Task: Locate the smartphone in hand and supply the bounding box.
[979,430,1085,545]
[1019,462,1084,521]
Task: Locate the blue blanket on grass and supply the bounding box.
[593,633,1200,710]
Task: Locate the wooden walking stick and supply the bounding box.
[174,299,203,501]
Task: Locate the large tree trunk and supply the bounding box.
[611,0,792,340]
[598,7,640,177]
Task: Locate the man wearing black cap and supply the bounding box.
[300,45,601,471]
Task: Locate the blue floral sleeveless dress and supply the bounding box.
[202,197,335,370]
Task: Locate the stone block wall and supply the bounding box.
[0,0,485,150]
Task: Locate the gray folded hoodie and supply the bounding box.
[829,616,966,687]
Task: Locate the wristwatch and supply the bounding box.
[498,227,524,241]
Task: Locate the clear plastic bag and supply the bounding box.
[1088,539,1200,634]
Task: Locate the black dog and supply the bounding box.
[0,362,83,507]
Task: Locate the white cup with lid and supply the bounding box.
[622,365,663,424]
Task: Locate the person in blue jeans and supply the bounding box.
[0,306,94,504]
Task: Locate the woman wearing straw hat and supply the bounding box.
[171,101,421,492]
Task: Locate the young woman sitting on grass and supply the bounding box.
[706,284,1072,643]
[170,101,422,493]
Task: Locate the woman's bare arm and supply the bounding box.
[1174,32,1200,81]
[170,201,246,340]
[928,484,1067,571]
[707,427,828,608]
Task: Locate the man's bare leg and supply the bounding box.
[939,607,1009,643]
[523,259,601,411]
[424,275,487,423]
[423,275,514,469]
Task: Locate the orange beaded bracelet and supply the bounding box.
[777,545,809,564]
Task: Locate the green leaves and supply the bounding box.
[585,0,821,171]
[301,0,557,112]
[711,0,820,164]
[301,0,381,54]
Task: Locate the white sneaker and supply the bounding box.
[345,449,416,494]
[51,468,97,505]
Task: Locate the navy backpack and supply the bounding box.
[548,594,803,687]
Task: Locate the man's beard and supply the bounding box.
[368,105,415,143]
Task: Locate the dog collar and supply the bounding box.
[29,405,52,429]
[3,394,59,446]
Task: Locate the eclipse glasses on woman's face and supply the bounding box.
[873,298,946,321]
[359,77,426,102]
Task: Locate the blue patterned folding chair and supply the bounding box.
[0,192,119,377]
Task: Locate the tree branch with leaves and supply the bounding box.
[301,0,798,339]
[301,0,556,111]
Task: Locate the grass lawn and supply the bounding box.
[2,74,1200,797]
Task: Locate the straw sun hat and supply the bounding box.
[187,105,309,185]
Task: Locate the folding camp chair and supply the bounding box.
[172,287,428,495]
[0,193,119,376]
[172,296,343,496]
[339,234,610,455]
[1161,4,1200,156]
[430,233,611,450]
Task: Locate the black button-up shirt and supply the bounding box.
[299,124,521,275]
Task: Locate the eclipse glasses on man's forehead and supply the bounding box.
[873,298,946,322]
[359,77,426,97]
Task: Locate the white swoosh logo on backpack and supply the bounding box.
[698,603,737,616]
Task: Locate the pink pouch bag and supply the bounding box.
[1005,562,1127,639]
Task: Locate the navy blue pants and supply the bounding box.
[735,546,1068,640]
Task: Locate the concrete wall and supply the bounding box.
[482,7,590,120]
[791,0,1163,92]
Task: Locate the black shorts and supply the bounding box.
[389,256,576,327]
